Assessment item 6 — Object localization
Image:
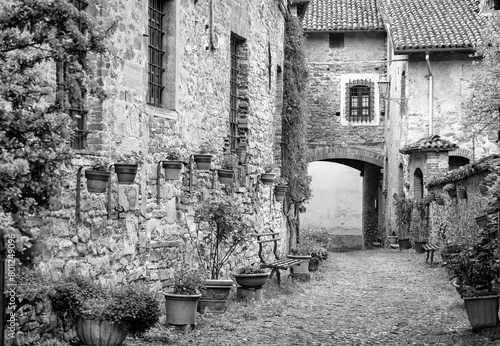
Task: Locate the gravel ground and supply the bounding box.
[124,249,500,346]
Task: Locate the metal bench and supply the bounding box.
[422,244,440,265]
[257,232,304,285]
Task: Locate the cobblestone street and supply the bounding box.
[127,249,500,346]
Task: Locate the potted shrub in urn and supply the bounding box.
[448,226,499,331]
[393,194,412,250]
[217,152,238,185]
[51,274,160,346]
[163,151,184,180]
[163,268,204,328]
[193,191,254,313]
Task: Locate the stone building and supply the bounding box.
[298,0,498,245]
[5,1,290,343]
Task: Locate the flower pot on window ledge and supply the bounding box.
[163,160,183,180]
[85,170,110,193]
[114,163,138,185]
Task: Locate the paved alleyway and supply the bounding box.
[127,249,500,346]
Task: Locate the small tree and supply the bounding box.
[0,0,113,248]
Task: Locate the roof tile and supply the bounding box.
[400,135,459,154]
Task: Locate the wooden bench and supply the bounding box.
[257,232,304,285]
[422,244,440,265]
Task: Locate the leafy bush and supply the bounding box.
[17,268,53,302]
[219,153,238,170]
[171,268,205,295]
[52,274,160,336]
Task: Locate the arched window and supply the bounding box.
[449,156,470,170]
[414,168,423,199]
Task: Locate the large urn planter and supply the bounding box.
[193,154,212,170]
[75,317,129,346]
[464,295,499,331]
[113,163,138,184]
[260,173,276,186]
[274,185,288,202]
[414,241,427,254]
[217,169,235,185]
[198,279,233,314]
[164,293,201,327]
[398,238,411,250]
[85,170,111,193]
[163,161,183,180]
[232,272,270,289]
[287,255,311,274]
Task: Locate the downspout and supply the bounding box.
[426,53,433,135]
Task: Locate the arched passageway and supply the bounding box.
[304,146,384,250]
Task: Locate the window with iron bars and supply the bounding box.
[148,0,165,107]
[229,35,241,151]
[56,0,88,150]
[345,80,374,123]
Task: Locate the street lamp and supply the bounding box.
[378,76,406,106]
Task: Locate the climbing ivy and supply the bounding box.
[281,11,312,247]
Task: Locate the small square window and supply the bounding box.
[329,33,344,48]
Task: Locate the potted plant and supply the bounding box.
[217,152,238,185]
[448,227,499,331]
[260,164,276,185]
[163,268,204,327]
[85,165,111,193]
[388,230,398,245]
[194,142,216,170]
[424,192,435,203]
[51,274,160,346]
[475,214,488,228]
[163,151,184,180]
[193,192,254,312]
[232,264,270,290]
[274,176,288,202]
[393,194,412,250]
[288,241,314,275]
[443,183,457,199]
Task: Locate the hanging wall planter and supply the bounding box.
[114,163,138,185]
[163,160,183,180]
[274,185,288,201]
[194,154,213,170]
[260,173,276,186]
[217,169,235,185]
[85,169,111,193]
[435,197,445,205]
[424,192,435,203]
[475,214,488,228]
[458,187,467,199]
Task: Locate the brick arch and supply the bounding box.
[449,148,474,160]
[307,146,384,167]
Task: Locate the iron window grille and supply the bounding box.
[56,0,89,150]
[148,0,165,107]
[229,35,240,151]
[345,80,375,123]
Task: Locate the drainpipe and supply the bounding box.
[426,53,433,135]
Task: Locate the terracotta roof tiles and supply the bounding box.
[400,135,458,154]
[302,0,385,32]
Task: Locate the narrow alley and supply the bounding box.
[126,249,500,346]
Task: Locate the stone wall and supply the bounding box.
[7,0,288,344]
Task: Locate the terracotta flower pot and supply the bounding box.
[232,272,270,289]
[398,238,410,250]
[464,295,499,331]
[85,170,111,193]
[163,161,183,180]
[164,293,201,327]
[475,214,488,227]
[217,169,235,185]
[388,236,398,245]
[274,185,288,201]
[457,187,467,199]
[75,317,129,346]
[435,197,445,205]
[414,241,427,254]
[198,279,233,314]
[260,173,276,186]
[194,154,212,170]
[287,255,311,274]
[114,163,138,185]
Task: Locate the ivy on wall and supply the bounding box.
[281,10,312,247]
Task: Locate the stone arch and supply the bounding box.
[307,146,384,167]
[449,148,474,160]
